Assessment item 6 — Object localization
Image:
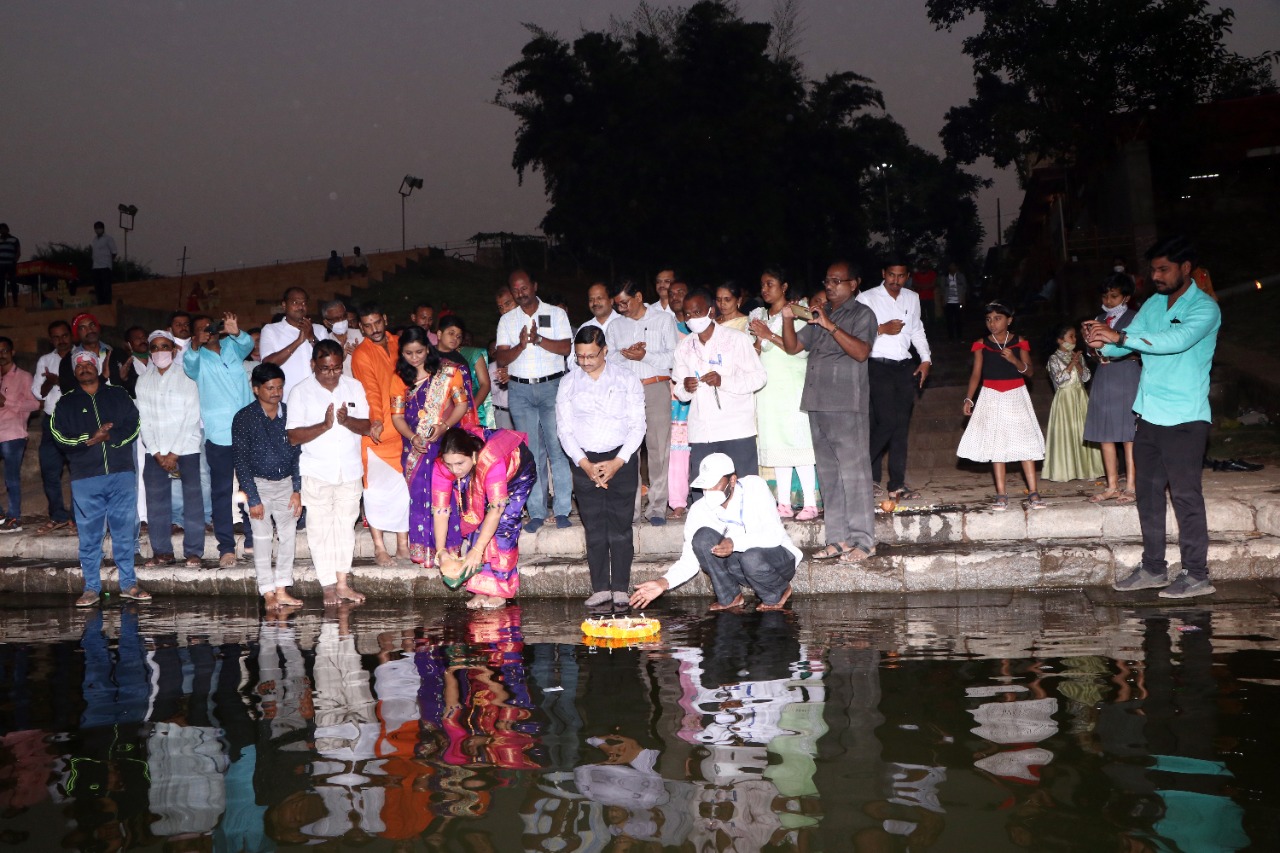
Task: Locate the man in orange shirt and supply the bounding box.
[351,303,409,565]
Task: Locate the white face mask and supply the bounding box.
[151,351,174,370]
[330,319,349,336]
[1060,341,1076,352]
[1113,265,1125,273]
[686,315,713,334]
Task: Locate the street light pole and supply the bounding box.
[117,204,137,281]
[398,175,423,251]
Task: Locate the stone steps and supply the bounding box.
[3,489,1269,563]
[4,532,1278,599]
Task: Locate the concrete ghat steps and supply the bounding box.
[3,534,1278,598]
[3,492,1272,563]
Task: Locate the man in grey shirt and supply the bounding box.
[781,260,878,563]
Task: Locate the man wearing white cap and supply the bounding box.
[631,453,801,612]
[136,330,206,567]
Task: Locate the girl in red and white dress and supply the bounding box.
[957,302,1046,511]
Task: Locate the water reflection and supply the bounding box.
[0,596,1276,850]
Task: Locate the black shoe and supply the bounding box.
[1158,575,1216,599]
[1221,458,1264,472]
[1113,566,1170,592]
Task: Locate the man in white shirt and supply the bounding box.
[578,282,620,336]
[942,261,968,341]
[631,454,801,611]
[286,339,371,606]
[672,288,767,492]
[136,331,206,566]
[32,320,74,532]
[320,298,362,375]
[649,268,677,316]
[493,268,574,532]
[557,326,647,609]
[261,287,329,398]
[857,256,932,499]
[90,220,117,305]
[607,278,679,525]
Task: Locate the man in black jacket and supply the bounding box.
[52,351,148,606]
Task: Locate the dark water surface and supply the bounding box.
[1,590,1279,852]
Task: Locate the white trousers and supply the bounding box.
[249,477,299,593]
[302,476,362,587]
[362,454,410,532]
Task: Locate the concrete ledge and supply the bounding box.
[9,477,1280,565]
[6,535,1280,598]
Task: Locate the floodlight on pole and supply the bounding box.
[117,204,137,282]
[398,175,423,251]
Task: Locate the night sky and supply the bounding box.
[4,0,1277,274]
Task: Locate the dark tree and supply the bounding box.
[497,1,983,281]
[32,242,159,282]
[928,0,1276,181]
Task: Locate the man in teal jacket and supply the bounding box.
[1086,236,1221,599]
[185,311,253,566]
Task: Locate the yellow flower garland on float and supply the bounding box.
[580,616,661,642]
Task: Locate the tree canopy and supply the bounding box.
[928,0,1277,181]
[497,1,983,282]
[33,242,159,282]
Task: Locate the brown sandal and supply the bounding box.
[144,554,176,568]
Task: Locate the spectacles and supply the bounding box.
[823,277,853,285]
[315,365,344,375]
[575,350,604,362]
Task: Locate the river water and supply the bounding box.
[1,590,1278,851]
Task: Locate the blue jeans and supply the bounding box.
[0,438,26,519]
[206,441,241,555]
[144,453,205,558]
[39,415,71,522]
[508,377,572,520]
[72,471,138,593]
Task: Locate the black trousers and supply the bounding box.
[944,302,963,341]
[1135,418,1210,580]
[91,267,112,305]
[868,358,916,491]
[572,446,638,593]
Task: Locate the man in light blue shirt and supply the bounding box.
[1086,236,1221,599]
[185,311,254,566]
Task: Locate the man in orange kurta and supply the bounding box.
[351,304,408,565]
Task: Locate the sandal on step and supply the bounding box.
[143,554,175,568]
[890,487,922,500]
[812,543,850,561]
[837,546,876,565]
[991,494,1009,512]
[1115,490,1137,505]
[1089,489,1121,503]
[36,520,71,535]
[1027,491,1047,510]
